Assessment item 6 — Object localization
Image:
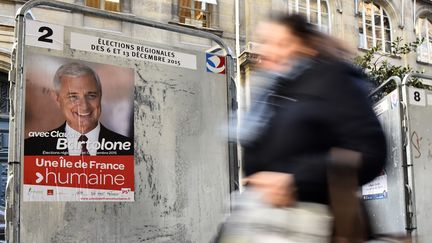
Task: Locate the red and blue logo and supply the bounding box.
[206,53,226,74]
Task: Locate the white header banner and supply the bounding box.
[70,32,197,70]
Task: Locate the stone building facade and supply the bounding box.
[238,0,432,110]
[2,0,432,119]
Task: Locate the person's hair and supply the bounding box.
[269,13,353,61]
[53,62,102,94]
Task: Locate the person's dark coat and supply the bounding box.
[24,123,133,156]
[242,57,387,204]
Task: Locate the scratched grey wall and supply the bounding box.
[19,26,230,242]
[406,87,432,243]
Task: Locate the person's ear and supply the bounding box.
[52,90,61,107]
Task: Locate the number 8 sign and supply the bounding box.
[26,20,64,51]
[408,87,426,107]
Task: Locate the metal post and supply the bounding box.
[226,55,239,193]
[10,0,238,241]
[354,0,359,16]
[7,11,26,243]
[401,73,417,241]
[400,0,405,29]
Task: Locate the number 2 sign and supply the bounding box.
[26,20,64,50]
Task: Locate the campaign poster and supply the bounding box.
[362,170,388,200]
[23,52,134,201]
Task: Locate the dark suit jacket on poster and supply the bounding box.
[24,123,133,156]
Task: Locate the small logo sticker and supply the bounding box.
[47,189,54,196]
[206,53,225,74]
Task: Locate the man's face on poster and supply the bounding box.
[55,74,102,134]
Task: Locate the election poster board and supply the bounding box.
[19,15,230,243]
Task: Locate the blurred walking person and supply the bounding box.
[217,13,387,243]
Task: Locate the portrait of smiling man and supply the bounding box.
[24,62,133,156]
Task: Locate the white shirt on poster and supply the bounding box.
[65,123,100,156]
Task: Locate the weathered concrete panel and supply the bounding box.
[406,86,432,243]
[365,89,407,235]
